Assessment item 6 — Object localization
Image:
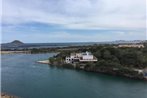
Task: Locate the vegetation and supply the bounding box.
[48,44,147,69]
[30,48,57,53]
[48,44,147,80]
[77,45,147,69]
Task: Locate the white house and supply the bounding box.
[65,51,97,64]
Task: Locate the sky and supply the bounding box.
[1,0,146,43]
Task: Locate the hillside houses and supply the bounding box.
[118,44,144,48]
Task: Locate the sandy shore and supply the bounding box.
[1,51,30,54]
[37,60,50,64]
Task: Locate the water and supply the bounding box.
[1,53,147,98]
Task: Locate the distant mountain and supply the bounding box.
[1,40,24,49]
[10,40,24,46]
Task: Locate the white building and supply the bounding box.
[65,51,97,64]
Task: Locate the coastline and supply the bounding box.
[1,51,30,54]
[37,59,147,81]
[1,92,19,98]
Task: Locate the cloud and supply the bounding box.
[1,0,146,43]
[2,0,146,30]
[2,30,146,43]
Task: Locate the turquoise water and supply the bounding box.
[1,53,147,98]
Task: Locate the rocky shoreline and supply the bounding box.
[82,67,147,80]
[64,64,146,80]
[1,92,19,98]
[37,59,147,81]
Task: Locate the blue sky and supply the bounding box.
[1,0,146,43]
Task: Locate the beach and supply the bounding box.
[1,51,30,54]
